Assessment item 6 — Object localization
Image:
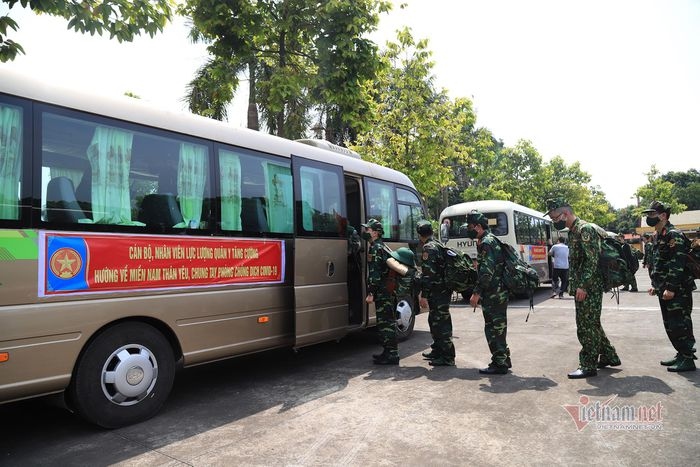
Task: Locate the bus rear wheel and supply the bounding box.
[67,322,175,428]
[395,295,416,341]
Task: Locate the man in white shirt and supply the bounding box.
[440,218,451,242]
[549,236,570,298]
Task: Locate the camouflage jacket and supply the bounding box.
[651,222,695,293]
[474,232,508,303]
[567,217,603,293]
[419,237,447,298]
[366,239,390,297]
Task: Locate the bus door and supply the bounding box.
[291,155,349,347]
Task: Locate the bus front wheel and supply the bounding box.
[67,322,175,428]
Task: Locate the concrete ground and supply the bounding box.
[1,270,698,466]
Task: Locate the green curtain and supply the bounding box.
[263,161,293,233]
[177,143,208,228]
[219,150,242,231]
[87,126,141,225]
[0,105,22,220]
[299,168,316,231]
[374,184,393,235]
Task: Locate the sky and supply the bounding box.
[1,0,698,209]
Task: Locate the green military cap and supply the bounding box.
[390,247,415,267]
[642,200,670,215]
[361,218,383,232]
[466,210,488,228]
[544,197,571,216]
[416,219,433,235]
[643,232,652,238]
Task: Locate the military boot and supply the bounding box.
[373,353,399,365]
[372,349,389,361]
[660,354,680,366]
[421,350,439,360]
[597,355,622,368]
[667,356,696,372]
[428,356,455,366]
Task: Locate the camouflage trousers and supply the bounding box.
[482,300,510,367]
[427,291,455,359]
[575,287,618,371]
[375,294,398,357]
[658,291,696,358]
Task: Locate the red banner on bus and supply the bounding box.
[41,232,285,295]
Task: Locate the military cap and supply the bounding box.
[642,200,670,215]
[466,210,488,228]
[416,219,433,235]
[643,232,652,238]
[544,197,571,216]
[390,247,415,267]
[361,218,383,232]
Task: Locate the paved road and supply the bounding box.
[1,271,698,466]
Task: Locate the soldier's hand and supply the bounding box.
[366,294,374,304]
[648,287,656,296]
[662,290,675,301]
[419,297,428,309]
[575,288,587,302]
[469,293,480,308]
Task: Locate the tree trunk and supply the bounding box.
[247,60,259,131]
[276,31,287,138]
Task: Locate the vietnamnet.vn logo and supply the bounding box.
[562,395,664,431]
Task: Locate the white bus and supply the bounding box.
[0,69,426,427]
[439,200,554,286]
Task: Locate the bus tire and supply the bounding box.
[395,295,416,341]
[67,322,175,429]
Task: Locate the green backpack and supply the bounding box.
[673,230,700,280]
[493,237,540,318]
[436,242,478,293]
[591,225,635,295]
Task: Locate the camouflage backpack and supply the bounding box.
[493,237,539,317]
[436,242,478,293]
[673,230,700,280]
[591,226,635,295]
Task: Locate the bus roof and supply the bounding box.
[0,67,415,189]
[440,200,547,220]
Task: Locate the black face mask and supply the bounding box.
[646,216,660,227]
[466,229,478,239]
[553,220,567,230]
[361,231,372,241]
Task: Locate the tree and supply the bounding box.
[349,28,472,216]
[179,0,389,140]
[662,169,700,210]
[609,205,640,234]
[634,165,687,215]
[0,0,173,62]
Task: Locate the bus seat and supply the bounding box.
[46,177,87,223]
[138,193,184,229]
[241,197,269,232]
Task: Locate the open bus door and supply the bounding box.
[291,155,349,347]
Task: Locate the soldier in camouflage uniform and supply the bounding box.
[362,218,399,365]
[545,198,621,379]
[642,232,654,279]
[644,201,696,372]
[389,247,419,333]
[417,220,456,366]
[466,210,511,375]
[390,247,419,301]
